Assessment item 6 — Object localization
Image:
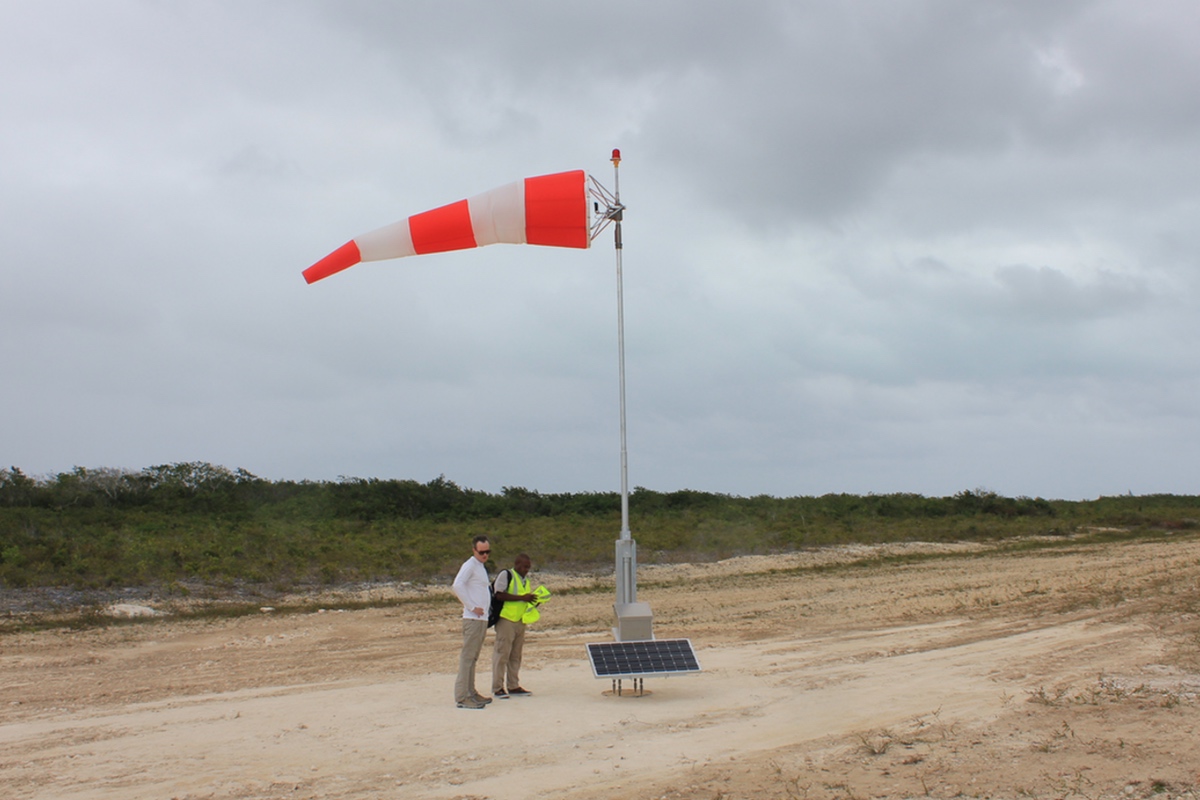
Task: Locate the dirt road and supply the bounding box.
[2,536,1199,799]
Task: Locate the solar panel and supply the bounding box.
[586,639,701,679]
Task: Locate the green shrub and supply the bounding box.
[2,464,1197,591]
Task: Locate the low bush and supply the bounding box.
[2,465,1197,591]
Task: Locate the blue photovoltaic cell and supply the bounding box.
[586,639,701,678]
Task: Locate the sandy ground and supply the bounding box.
[2,535,1200,800]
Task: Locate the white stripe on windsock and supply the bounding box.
[468,180,526,248]
[353,216,416,263]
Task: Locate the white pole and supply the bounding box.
[610,150,637,610]
[615,176,629,541]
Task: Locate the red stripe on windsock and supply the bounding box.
[409,199,478,254]
[525,170,588,248]
[303,240,362,284]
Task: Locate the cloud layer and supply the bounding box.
[2,1,1198,499]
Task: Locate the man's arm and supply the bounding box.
[494,589,537,601]
[494,571,536,602]
[494,587,537,599]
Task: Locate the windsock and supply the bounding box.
[303,170,591,284]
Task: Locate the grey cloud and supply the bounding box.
[991,264,1149,321]
[2,0,1197,499]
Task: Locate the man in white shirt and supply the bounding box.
[451,535,493,709]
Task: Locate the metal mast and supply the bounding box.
[589,150,651,640]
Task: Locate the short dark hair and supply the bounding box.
[472,535,490,548]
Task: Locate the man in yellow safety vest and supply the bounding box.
[491,553,537,698]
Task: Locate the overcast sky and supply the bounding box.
[3,1,1197,500]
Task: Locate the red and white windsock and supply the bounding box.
[302,170,590,284]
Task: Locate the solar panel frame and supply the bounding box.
[586,638,701,679]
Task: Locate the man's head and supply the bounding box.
[514,553,531,577]
[472,535,490,563]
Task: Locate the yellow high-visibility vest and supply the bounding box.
[499,571,532,622]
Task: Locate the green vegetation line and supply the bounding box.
[3,463,1197,595]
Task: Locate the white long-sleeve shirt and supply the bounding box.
[452,557,490,621]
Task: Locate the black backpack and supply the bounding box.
[487,569,509,628]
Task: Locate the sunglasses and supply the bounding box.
[476,548,490,555]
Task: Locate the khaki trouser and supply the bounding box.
[455,618,487,704]
[491,617,526,693]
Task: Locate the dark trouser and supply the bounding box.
[455,618,487,703]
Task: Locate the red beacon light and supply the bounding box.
[611,148,621,166]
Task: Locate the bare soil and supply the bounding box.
[2,535,1200,799]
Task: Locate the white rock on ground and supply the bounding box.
[105,603,161,618]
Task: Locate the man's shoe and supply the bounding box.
[509,687,532,696]
[473,693,493,705]
[494,689,509,699]
[456,699,486,709]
